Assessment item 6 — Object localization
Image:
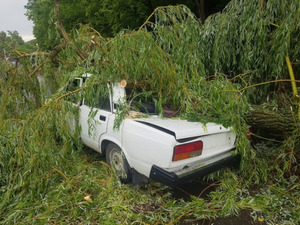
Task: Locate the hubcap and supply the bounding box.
[110,148,127,179]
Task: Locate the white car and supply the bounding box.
[66,74,240,186]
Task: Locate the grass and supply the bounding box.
[1,134,299,224]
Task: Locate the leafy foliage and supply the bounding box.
[0,31,36,56]
[1,0,299,224]
[0,31,24,50]
[25,0,57,49]
[25,0,222,50]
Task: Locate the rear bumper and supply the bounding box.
[149,153,241,186]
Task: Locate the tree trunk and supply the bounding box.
[194,0,206,24]
[245,105,296,139]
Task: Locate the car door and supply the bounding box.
[80,84,112,151]
[65,78,83,136]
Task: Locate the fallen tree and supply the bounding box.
[246,105,296,139]
[0,0,299,224]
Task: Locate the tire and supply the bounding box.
[106,143,132,183]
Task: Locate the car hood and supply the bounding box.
[134,117,232,141]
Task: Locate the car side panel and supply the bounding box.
[100,115,236,178]
[99,115,175,177]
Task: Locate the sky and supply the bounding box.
[0,0,34,41]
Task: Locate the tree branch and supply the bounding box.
[0,39,23,57]
[55,0,88,60]
[194,0,206,24]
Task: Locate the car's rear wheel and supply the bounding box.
[106,143,132,183]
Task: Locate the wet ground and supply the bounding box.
[179,210,265,225]
[170,180,266,225]
[171,179,219,201]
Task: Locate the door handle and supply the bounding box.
[100,115,106,121]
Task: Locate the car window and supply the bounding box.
[125,88,157,114]
[65,78,81,103]
[84,85,111,111]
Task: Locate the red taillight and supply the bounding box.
[247,127,254,139]
[173,141,203,161]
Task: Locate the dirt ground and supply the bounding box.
[170,180,266,225]
[178,210,266,225]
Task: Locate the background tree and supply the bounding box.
[0,31,6,42]
[0,30,35,58]
[25,0,57,50]
[6,31,24,47]
[25,0,230,50]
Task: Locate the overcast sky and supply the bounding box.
[0,0,34,41]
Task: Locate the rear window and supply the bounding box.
[125,88,157,114]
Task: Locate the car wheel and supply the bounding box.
[106,143,132,183]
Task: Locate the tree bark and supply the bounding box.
[49,43,67,60]
[195,0,206,24]
[245,105,296,139]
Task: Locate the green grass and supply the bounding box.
[1,119,299,224]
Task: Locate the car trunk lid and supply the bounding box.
[135,117,231,140]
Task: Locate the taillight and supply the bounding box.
[172,141,203,161]
[247,127,254,139]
